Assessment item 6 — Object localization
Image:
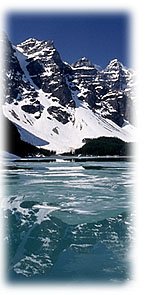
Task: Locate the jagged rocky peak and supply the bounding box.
[17,37,55,56]
[2,33,38,105]
[18,37,38,45]
[16,37,67,98]
[105,58,123,72]
[2,32,17,61]
[71,57,95,69]
[17,37,62,68]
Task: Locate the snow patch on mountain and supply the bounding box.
[3,99,135,154]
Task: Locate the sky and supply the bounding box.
[5,12,130,69]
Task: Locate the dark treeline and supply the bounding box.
[75,137,134,156]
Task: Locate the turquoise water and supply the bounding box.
[2,159,135,282]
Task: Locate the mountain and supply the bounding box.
[2,34,136,155]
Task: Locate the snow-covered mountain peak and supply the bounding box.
[17,38,55,57]
[19,37,38,44]
[105,58,124,72]
[71,57,95,69]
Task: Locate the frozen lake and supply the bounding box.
[2,159,135,282]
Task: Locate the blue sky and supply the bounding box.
[6,12,130,69]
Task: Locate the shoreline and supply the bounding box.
[13,155,135,162]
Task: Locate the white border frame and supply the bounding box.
[0,1,144,294]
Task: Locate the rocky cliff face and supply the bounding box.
[2,34,136,154]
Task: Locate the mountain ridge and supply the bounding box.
[2,34,136,154]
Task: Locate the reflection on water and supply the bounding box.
[2,159,135,282]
